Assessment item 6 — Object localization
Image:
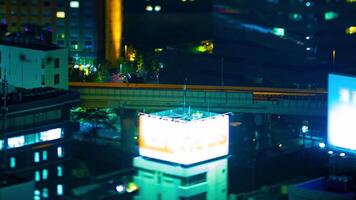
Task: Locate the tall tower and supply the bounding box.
[105,0,123,66]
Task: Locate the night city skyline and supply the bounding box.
[0,0,355,200]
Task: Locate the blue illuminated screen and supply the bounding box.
[328,74,356,152]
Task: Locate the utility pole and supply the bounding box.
[1,74,8,174]
[221,57,224,87]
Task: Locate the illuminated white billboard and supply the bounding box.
[328,74,356,152]
[139,111,229,165]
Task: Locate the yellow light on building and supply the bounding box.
[346,26,356,35]
[56,11,66,18]
[346,0,356,3]
[106,0,123,66]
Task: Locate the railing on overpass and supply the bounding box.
[69,82,327,116]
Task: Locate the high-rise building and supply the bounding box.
[0,86,80,199]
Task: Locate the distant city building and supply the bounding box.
[134,156,228,200]
[55,0,105,60]
[212,0,356,86]
[0,0,105,61]
[123,0,212,49]
[0,86,80,199]
[0,41,68,89]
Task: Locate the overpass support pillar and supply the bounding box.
[120,109,138,155]
[254,114,272,151]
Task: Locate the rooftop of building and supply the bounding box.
[0,84,79,107]
[145,107,223,122]
[0,174,31,188]
[0,30,60,51]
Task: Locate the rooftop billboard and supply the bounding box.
[139,112,229,165]
[328,74,356,152]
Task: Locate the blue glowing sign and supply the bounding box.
[328,74,356,152]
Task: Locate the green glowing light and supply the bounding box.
[290,13,302,21]
[272,28,285,37]
[324,11,338,20]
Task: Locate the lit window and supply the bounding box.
[9,157,16,168]
[34,190,41,200]
[70,1,79,8]
[56,11,65,18]
[7,128,63,150]
[57,147,64,158]
[154,5,161,12]
[57,166,63,177]
[42,188,49,199]
[8,136,25,148]
[57,184,64,196]
[35,171,41,181]
[42,169,48,180]
[42,150,48,161]
[34,152,40,163]
[145,5,153,12]
[0,140,4,150]
[40,128,62,141]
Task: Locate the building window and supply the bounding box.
[42,169,48,180]
[54,58,59,68]
[57,147,64,158]
[7,128,63,150]
[34,190,41,200]
[34,152,40,163]
[70,1,80,8]
[179,192,207,200]
[42,150,48,161]
[56,11,65,18]
[35,171,41,182]
[54,74,60,84]
[41,74,45,85]
[181,173,207,186]
[9,157,16,168]
[57,184,64,196]
[57,166,63,177]
[42,188,49,199]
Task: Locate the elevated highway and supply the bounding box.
[69,82,327,116]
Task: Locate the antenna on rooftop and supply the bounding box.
[183,77,187,113]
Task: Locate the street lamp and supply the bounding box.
[332,49,336,72]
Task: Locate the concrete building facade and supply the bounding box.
[0,43,68,89]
